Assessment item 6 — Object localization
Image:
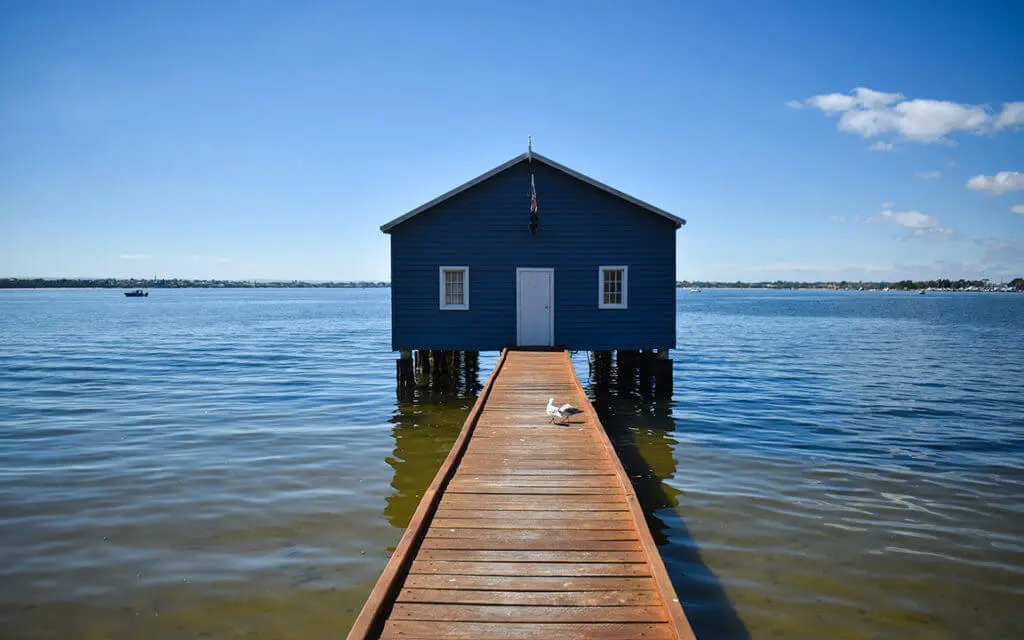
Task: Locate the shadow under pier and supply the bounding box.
[588,352,751,640]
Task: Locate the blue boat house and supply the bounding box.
[381,150,685,395]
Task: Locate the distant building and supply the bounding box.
[381,151,685,352]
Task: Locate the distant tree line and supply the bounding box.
[677,279,1023,291]
[891,279,991,290]
[0,278,390,289]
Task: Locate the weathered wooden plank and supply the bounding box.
[401,575,657,592]
[446,486,621,496]
[457,460,610,469]
[409,561,651,577]
[443,493,623,504]
[465,443,600,450]
[439,503,629,513]
[432,510,632,521]
[472,431,588,435]
[420,537,641,551]
[425,528,638,541]
[396,589,660,606]
[436,501,626,512]
[451,475,618,485]
[463,450,607,460]
[430,518,634,530]
[466,440,597,445]
[468,442,594,448]
[391,603,669,623]
[439,499,626,512]
[449,479,621,489]
[454,468,616,476]
[455,470,613,478]
[379,621,675,639]
[416,550,647,563]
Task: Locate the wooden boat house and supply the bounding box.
[382,150,685,380]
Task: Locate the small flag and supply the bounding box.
[529,174,539,234]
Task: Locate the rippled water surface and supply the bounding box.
[1,288,1021,639]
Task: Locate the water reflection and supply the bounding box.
[586,355,752,639]
[385,360,481,529]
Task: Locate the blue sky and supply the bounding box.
[1,0,1022,282]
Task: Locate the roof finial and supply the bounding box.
[528,135,532,160]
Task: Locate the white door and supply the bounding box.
[517,268,554,346]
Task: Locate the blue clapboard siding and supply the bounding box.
[388,158,677,351]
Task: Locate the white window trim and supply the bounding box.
[439,266,469,310]
[598,265,628,309]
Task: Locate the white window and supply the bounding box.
[439,266,469,310]
[598,266,628,309]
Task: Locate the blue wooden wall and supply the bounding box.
[388,159,677,351]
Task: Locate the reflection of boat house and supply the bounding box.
[382,150,684,393]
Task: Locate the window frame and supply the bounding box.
[439,266,469,310]
[598,265,628,309]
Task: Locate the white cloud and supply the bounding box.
[892,100,989,141]
[119,253,151,260]
[915,170,941,179]
[807,93,857,113]
[966,171,1024,195]
[790,87,1023,143]
[853,87,903,109]
[995,102,1024,130]
[865,204,953,239]
[1011,205,1024,215]
[869,141,894,152]
[831,214,847,223]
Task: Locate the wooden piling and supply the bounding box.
[654,349,673,399]
[396,350,415,399]
[615,349,639,395]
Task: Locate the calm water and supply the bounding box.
[1,288,1022,639]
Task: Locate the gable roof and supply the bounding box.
[380,151,686,233]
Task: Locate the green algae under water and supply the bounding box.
[0,288,1021,639]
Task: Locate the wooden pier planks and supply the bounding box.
[349,349,695,640]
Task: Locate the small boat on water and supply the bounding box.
[124,289,148,297]
[919,289,926,295]
[689,288,702,293]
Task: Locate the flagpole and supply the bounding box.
[528,137,539,234]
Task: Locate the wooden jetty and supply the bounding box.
[350,349,695,639]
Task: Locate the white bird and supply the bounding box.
[546,398,583,424]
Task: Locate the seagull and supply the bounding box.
[546,398,584,425]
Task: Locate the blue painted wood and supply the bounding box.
[388,159,677,351]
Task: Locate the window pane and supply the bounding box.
[602,269,624,305]
[444,269,464,306]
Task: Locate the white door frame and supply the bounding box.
[515,268,554,347]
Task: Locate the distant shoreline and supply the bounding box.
[2,277,1021,292]
[0,278,389,289]
[678,279,1023,292]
